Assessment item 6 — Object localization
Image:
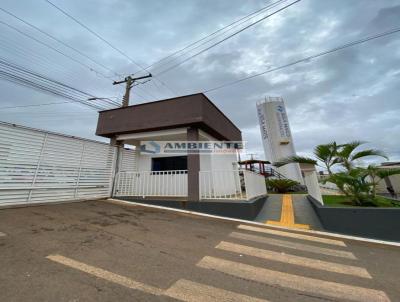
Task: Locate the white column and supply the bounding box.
[304,170,323,204]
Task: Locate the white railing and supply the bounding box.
[199,170,244,199]
[243,170,267,200]
[199,169,267,200]
[114,170,188,197]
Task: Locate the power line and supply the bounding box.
[0,101,90,110]
[45,0,179,97]
[0,19,113,80]
[0,7,121,78]
[0,71,107,110]
[0,34,115,94]
[0,41,82,86]
[156,0,301,76]
[0,72,106,110]
[147,0,287,73]
[0,58,108,104]
[0,58,119,110]
[204,26,400,93]
[45,0,143,72]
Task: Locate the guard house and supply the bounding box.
[96,93,266,202]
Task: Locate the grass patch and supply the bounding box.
[322,195,400,208]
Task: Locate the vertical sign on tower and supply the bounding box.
[256,97,303,183]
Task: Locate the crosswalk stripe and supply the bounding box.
[238,224,346,247]
[230,232,356,259]
[216,241,371,278]
[46,255,163,295]
[197,256,390,302]
[164,279,269,302]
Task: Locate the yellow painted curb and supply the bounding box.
[267,194,310,230]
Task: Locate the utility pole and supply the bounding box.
[113,73,152,107]
[248,153,257,160]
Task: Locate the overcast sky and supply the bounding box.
[0,0,399,164]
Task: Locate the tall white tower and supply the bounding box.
[257,97,303,183]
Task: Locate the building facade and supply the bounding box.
[97,93,266,201]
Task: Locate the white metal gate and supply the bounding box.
[0,122,117,206]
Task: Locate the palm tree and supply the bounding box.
[266,179,299,193]
[275,141,388,174]
[325,168,372,206]
[335,141,388,171]
[274,142,340,175]
[275,141,389,199]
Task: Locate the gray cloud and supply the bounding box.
[0,0,399,163]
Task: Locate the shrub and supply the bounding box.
[266,179,299,193]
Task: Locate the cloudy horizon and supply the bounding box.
[0,0,399,165]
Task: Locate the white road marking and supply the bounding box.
[197,256,390,302]
[46,255,163,295]
[216,241,371,278]
[0,232,6,237]
[238,224,346,247]
[165,279,269,302]
[230,232,356,259]
[48,255,270,301]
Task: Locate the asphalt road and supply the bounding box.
[0,199,399,301]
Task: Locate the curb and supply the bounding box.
[107,198,400,248]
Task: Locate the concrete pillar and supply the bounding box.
[110,137,124,197]
[187,127,200,201]
[304,170,323,204]
[110,137,121,147]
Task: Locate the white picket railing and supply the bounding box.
[199,169,267,200]
[199,170,244,199]
[114,170,188,197]
[243,170,267,200]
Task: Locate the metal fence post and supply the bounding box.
[74,142,86,199]
[28,133,48,202]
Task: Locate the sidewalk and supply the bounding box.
[255,194,324,230]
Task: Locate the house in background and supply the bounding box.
[376,162,400,197]
[96,93,267,202]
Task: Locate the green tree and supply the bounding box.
[335,141,388,171]
[275,140,392,206]
[274,142,341,175]
[324,168,372,206]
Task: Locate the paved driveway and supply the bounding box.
[0,200,399,301]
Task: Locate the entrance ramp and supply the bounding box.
[255,194,323,230]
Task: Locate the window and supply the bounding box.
[151,156,187,172]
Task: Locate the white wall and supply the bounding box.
[200,153,211,171]
[209,153,239,196]
[0,122,117,206]
[376,174,400,194]
[304,170,323,204]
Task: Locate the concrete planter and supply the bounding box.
[308,195,400,242]
[117,196,267,221]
